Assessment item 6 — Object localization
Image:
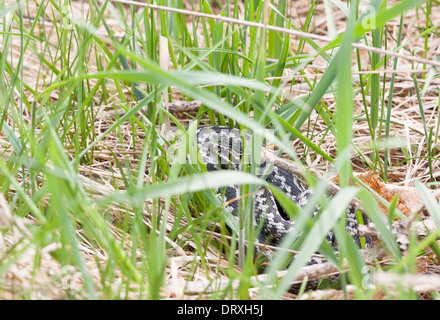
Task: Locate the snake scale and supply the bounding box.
[195,126,371,262]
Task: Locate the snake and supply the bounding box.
[194,126,372,263]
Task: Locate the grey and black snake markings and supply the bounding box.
[195,126,372,262]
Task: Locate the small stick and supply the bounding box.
[109,100,202,118]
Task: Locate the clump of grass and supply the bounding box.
[0,0,440,300]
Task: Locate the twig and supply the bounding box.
[164,100,202,113]
[180,261,343,295]
[373,272,440,293]
[109,100,202,118]
[176,247,388,296]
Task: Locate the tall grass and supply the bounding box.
[0,0,439,300]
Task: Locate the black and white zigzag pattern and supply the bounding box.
[195,126,371,259]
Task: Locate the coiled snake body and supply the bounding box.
[195,126,371,260]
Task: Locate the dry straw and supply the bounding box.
[105,0,440,68]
